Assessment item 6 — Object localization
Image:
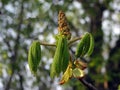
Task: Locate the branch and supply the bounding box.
[79,78,98,90]
[39,42,56,47]
[13,1,24,61]
[68,36,82,46]
[4,70,14,90]
[39,36,82,47]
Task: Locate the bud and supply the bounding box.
[74,60,87,70]
[72,68,85,79]
[58,10,71,40]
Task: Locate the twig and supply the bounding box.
[39,36,82,47]
[39,42,56,47]
[79,78,98,90]
[68,36,82,46]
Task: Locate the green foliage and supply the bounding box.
[1,0,9,5]
[28,41,41,76]
[27,9,94,82]
[1,0,120,90]
[61,37,70,72]
[50,36,64,78]
[50,35,70,78]
[75,33,94,58]
[87,33,94,56]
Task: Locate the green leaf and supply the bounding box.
[75,32,90,57]
[86,33,94,56]
[61,37,70,72]
[28,41,41,76]
[50,35,64,78]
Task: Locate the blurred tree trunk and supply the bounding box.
[77,0,113,90]
[107,36,120,90]
[4,1,24,90]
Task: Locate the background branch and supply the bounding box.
[4,70,14,90]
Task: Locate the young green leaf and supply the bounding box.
[81,33,90,57]
[28,41,41,76]
[61,37,70,72]
[75,36,84,57]
[86,33,94,56]
[75,33,90,57]
[50,36,64,78]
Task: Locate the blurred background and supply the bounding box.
[0,0,120,90]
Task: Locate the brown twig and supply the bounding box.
[79,78,98,90]
[39,42,56,47]
[68,36,82,46]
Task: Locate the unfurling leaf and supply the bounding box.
[75,33,90,57]
[28,41,41,76]
[59,61,72,85]
[61,37,70,72]
[86,33,94,56]
[72,68,85,79]
[75,32,94,58]
[50,35,70,78]
[50,36,64,78]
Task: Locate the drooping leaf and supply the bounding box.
[28,41,41,76]
[61,37,70,72]
[50,36,64,78]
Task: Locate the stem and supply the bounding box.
[79,78,98,90]
[68,36,82,46]
[39,36,82,47]
[39,42,56,47]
